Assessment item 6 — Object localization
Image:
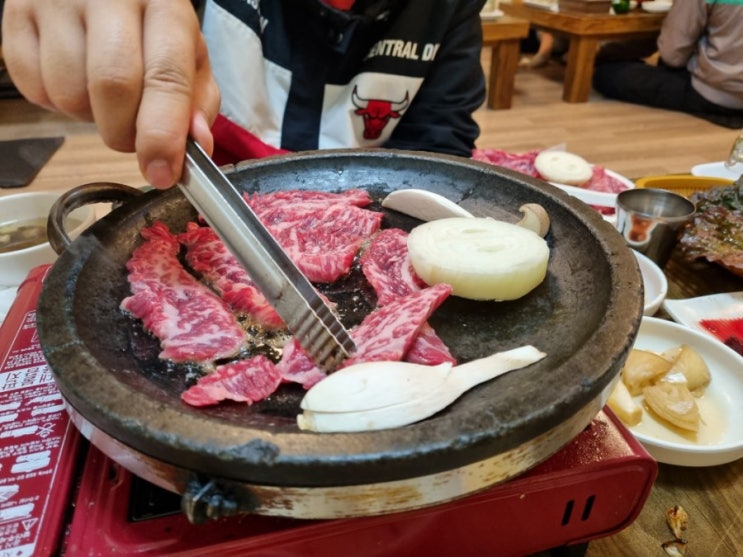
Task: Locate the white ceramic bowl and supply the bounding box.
[627,317,743,467]
[690,161,742,181]
[633,250,667,316]
[0,191,95,288]
[641,0,672,12]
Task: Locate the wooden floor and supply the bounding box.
[1,52,740,188]
[475,51,739,181]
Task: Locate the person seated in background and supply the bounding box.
[592,0,743,129]
[519,30,567,69]
[0,0,487,189]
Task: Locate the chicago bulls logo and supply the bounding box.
[352,86,410,140]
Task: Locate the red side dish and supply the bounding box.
[699,318,743,356]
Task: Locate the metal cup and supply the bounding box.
[615,188,695,267]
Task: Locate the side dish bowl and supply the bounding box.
[548,168,633,208]
[641,1,672,12]
[634,174,733,198]
[0,191,95,287]
[690,161,742,181]
[627,317,743,467]
[634,250,667,316]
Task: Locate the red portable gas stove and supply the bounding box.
[0,266,657,557]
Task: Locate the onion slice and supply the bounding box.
[407,217,550,301]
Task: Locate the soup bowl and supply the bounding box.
[0,191,95,288]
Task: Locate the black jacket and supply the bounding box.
[203,0,486,160]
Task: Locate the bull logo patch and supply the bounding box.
[352,86,410,140]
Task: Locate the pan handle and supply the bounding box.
[181,476,258,524]
[47,182,146,255]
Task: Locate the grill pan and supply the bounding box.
[37,149,643,521]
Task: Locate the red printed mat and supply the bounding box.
[0,265,81,557]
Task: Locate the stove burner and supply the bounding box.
[128,474,182,522]
[60,411,657,557]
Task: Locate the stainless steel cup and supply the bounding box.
[615,188,695,267]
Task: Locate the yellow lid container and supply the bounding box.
[634,174,733,198]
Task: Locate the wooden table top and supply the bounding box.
[500,1,666,36]
[500,0,666,102]
[2,131,742,556]
[481,14,531,42]
[588,252,743,556]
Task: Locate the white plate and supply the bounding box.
[523,0,558,11]
[690,161,742,181]
[634,250,667,316]
[625,317,743,467]
[641,1,672,12]
[549,169,634,208]
[663,292,743,337]
[480,8,505,19]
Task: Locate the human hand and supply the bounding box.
[2,0,220,189]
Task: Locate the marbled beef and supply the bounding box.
[181,355,282,407]
[248,191,383,282]
[121,221,246,364]
[360,228,455,365]
[179,222,285,329]
[277,283,453,388]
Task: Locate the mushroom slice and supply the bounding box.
[381,189,473,221]
[517,203,550,237]
[381,189,550,237]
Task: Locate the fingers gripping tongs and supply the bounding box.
[178,139,355,371]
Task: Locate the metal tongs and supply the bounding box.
[178,139,355,371]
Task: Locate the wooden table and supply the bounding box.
[481,15,531,109]
[500,1,666,103]
[2,127,743,556]
[588,251,743,556]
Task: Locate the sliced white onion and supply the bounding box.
[534,151,593,186]
[407,217,549,301]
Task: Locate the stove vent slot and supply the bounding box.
[560,494,596,526]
